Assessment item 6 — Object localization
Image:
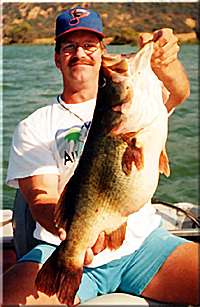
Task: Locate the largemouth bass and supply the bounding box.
[35,42,170,305]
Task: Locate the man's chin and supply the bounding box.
[70,66,93,79]
[70,70,93,83]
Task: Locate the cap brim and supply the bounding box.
[55,27,105,40]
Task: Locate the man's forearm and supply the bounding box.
[30,201,59,236]
[18,175,60,236]
[153,59,190,112]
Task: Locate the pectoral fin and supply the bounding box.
[159,148,170,177]
[121,133,144,175]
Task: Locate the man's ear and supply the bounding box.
[55,52,61,69]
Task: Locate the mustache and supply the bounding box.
[69,56,95,67]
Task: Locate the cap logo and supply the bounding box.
[69,8,90,26]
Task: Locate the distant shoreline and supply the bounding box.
[3,3,198,46]
[2,31,199,46]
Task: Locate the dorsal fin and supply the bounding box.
[159,148,170,177]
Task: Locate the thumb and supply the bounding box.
[84,248,94,265]
[58,227,67,241]
[139,32,153,48]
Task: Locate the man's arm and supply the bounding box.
[139,28,190,112]
[19,174,60,236]
[18,174,105,264]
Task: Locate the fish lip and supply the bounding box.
[112,92,132,107]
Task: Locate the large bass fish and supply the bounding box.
[35,42,170,305]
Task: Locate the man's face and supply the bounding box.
[55,30,103,86]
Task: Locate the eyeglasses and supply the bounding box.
[61,42,100,55]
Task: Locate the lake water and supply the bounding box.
[2,44,199,209]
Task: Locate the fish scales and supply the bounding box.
[35,42,170,306]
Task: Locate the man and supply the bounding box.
[4,6,199,306]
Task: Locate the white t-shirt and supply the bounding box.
[6,96,97,245]
[6,94,164,267]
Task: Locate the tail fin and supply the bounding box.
[56,266,83,306]
[35,247,60,297]
[35,245,83,306]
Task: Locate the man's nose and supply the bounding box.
[75,46,87,57]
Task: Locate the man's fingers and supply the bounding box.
[84,232,106,265]
[151,29,180,69]
[58,230,106,265]
[153,28,173,46]
[58,227,67,241]
[152,42,180,62]
[92,232,106,255]
[84,248,94,265]
[153,29,163,43]
[160,54,180,66]
[153,36,179,55]
[139,32,153,47]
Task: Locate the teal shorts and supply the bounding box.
[18,226,188,303]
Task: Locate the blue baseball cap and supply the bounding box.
[55,6,105,40]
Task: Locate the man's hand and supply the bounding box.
[139,28,180,69]
[139,28,190,111]
[58,228,106,265]
[84,232,106,264]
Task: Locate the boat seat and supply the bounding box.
[12,189,44,259]
[80,293,187,306]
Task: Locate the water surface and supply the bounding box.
[2,44,199,208]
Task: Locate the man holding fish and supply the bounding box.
[4,6,199,306]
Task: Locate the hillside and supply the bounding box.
[2,2,199,45]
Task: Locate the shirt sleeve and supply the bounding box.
[6,120,59,188]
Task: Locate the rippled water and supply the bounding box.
[2,44,199,209]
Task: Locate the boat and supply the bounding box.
[1,191,199,306]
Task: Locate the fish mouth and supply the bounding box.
[111,86,133,108]
[112,98,130,113]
